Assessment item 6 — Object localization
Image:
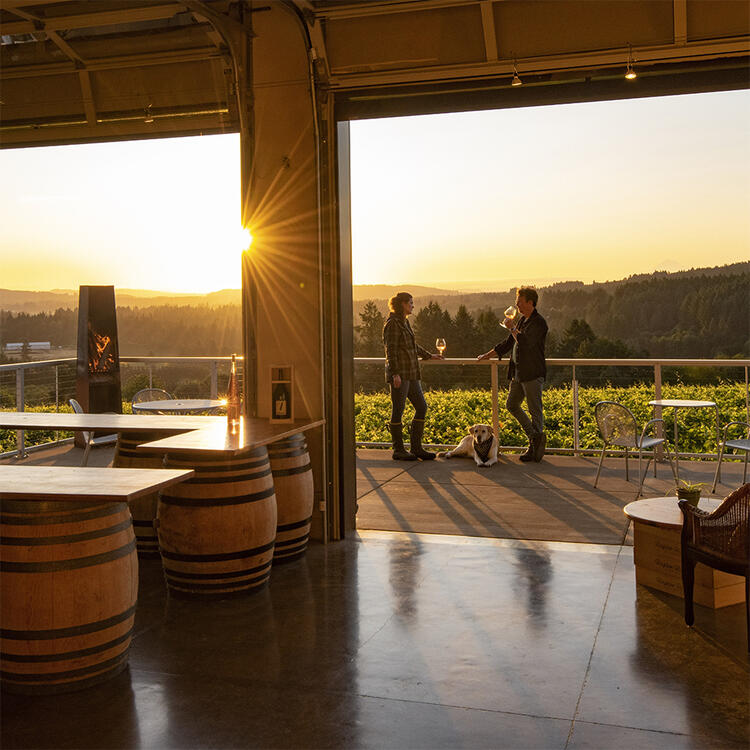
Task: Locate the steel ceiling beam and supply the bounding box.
[479,0,498,63]
[1,3,188,35]
[1,46,223,78]
[312,0,480,21]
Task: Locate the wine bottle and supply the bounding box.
[227,353,241,428]
[273,382,288,417]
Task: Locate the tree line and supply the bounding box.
[0,305,243,361]
[354,268,749,361]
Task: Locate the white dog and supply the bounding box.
[437,424,498,467]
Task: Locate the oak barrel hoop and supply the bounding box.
[114,431,176,558]
[158,447,277,596]
[0,500,138,695]
[268,434,314,563]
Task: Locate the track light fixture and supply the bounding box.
[511,59,523,87]
[625,44,637,80]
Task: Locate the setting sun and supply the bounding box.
[238,227,253,252]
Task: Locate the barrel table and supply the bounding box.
[137,417,324,597]
[113,430,181,557]
[0,412,225,561]
[159,447,277,596]
[268,434,314,563]
[0,465,193,694]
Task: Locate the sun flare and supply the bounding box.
[238,227,253,252]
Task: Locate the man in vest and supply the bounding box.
[478,286,548,462]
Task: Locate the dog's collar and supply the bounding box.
[473,434,494,463]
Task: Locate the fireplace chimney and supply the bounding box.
[76,286,122,419]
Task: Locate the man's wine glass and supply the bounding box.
[503,306,518,329]
[435,338,446,356]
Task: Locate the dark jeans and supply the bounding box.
[506,377,545,440]
[389,379,427,423]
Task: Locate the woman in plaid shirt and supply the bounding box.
[383,292,443,460]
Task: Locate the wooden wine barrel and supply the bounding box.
[158,447,277,596]
[0,500,137,694]
[114,431,174,558]
[267,435,314,563]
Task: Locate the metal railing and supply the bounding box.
[354,356,750,456]
[0,356,237,457]
[2,355,748,458]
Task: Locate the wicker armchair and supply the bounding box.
[679,483,750,651]
[593,400,677,496]
[132,388,173,414]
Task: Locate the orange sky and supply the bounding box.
[0,89,748,293]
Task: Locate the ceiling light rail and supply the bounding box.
[328,38,750,90]
[0,105,229,132]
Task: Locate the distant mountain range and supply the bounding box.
[0,288,242,313]
[1,262,747,314]
[351,284,458,300]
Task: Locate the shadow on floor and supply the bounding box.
[355,449,744,545]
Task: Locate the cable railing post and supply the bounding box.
[210,360,218,399]
[572,364,580,456]
[55,364,59,442]
[148,364,153,389]
[491,361,499,440]
[654,362,663,460]
[15,365,25,457]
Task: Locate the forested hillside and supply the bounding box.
[0,306,242,356]
[1,264,747,361]
[355,264,749,360]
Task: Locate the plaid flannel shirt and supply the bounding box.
[383,314,432,383]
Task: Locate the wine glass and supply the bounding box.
[435,338,446,356]
[502,305,518,329]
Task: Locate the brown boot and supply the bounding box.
[519,442,534,462]
[409,418,435,460]
[533,432,546,462]
[388,422,417,461]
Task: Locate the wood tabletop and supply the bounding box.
[0,411,226,432]
[0,466,194,502]
[623,496,723,528]
[137,417,326,455]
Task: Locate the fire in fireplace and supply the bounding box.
[88,325,116,373]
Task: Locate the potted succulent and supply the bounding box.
[675,479,704,507]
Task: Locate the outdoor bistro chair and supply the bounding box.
[68,398,118,467]
[712,421,750,493]
[131,388,174,414]
[679,482,750,652]
[593,400,677,496]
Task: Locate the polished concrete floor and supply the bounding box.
[3,531,748,749]
[2,445,749,748]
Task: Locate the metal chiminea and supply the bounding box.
[76,285,122,417]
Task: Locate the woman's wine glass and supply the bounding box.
[503,306,518,329]
[435,338,446,356]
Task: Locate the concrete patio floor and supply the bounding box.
[1,444,748,749]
